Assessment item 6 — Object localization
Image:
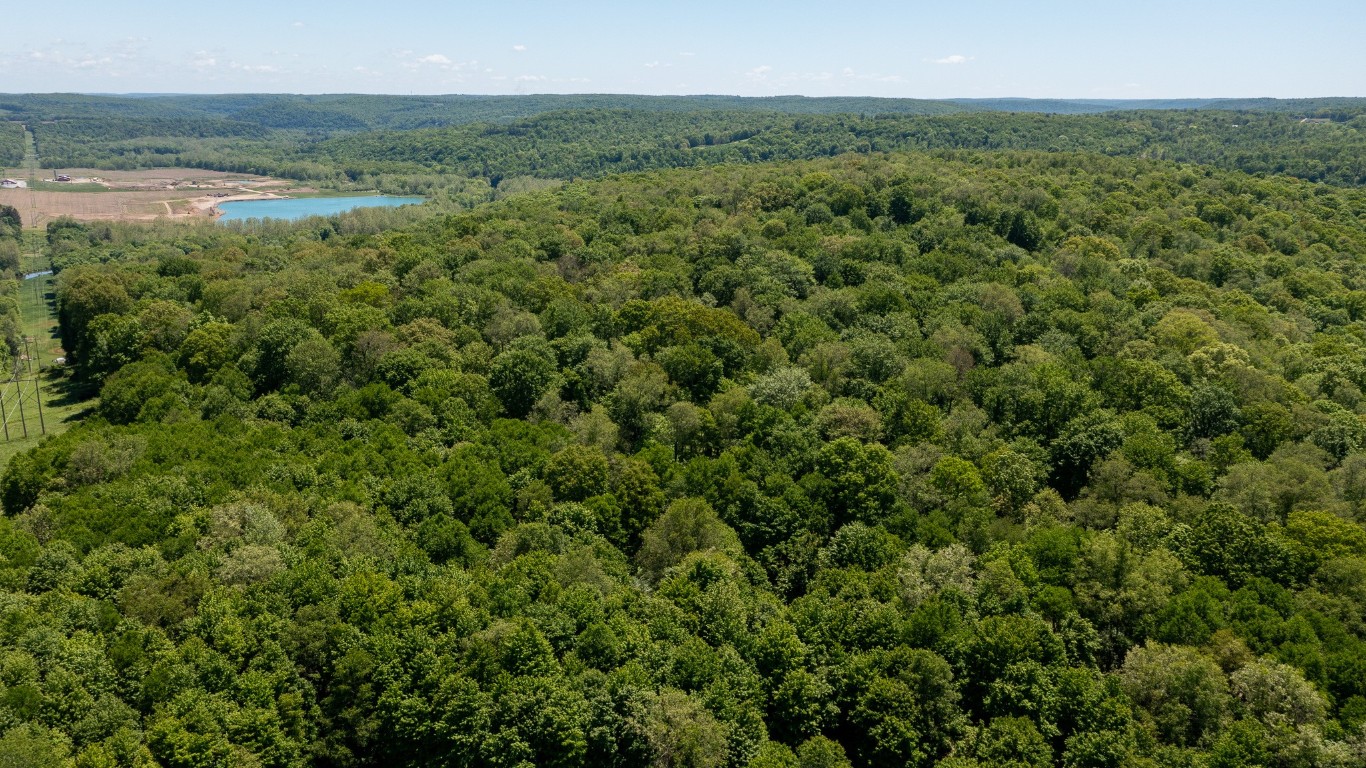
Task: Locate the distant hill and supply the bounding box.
[951,97,1366,115]
[298,107,1366,187]
[0,93,964,131]
[3,93,1364,133]
[948,98,1227,113]
[7,94,1363,190]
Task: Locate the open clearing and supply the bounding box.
[0,239,95,468]
[0,167,299,228]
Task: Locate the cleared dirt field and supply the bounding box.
[0,167,294,228]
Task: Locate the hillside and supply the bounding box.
[301,108,1366,188]
[5,92,1360,191]
[16,102,1364,195]
[5,94,1363,128]
[0,93,970,131]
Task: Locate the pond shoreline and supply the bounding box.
[215,195,425,223]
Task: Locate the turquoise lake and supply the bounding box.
[217,196,425,222]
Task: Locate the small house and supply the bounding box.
[55,174,71,182]
[0,179,19,188]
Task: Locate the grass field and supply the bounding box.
[28,181,111,193]
[0,237,96,468]
[283,189,380,199]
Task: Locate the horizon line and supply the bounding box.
[3,92,1363,101]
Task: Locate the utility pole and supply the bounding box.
[0,385,9,441]
[32,377,44,435]
[15,378,27,438]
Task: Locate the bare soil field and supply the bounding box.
[0,168,298,228]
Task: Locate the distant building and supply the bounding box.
[0,179,19,188]
[54,174,72,182]
[1299,118,1332,124]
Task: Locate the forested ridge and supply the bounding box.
[8,94,1364,196]
[0,93,971,128]
[28,117,273,162]
[5,94,1361,128]
[0,146,1363,767]
[300,109,1366,188]
[22,107,1365,199]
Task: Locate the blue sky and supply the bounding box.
[3,0,1363,97]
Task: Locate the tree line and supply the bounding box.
[0,122,24,168]
[12,104,1366,194]
[302,109,1366,188]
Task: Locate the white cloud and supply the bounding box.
[679,52,695,57]
[515,74,547,82]
[113,38,148,60]
[644,61,669,69]
[292,21,304,28]
[837,66,902,83]
[932,54,973,65]
[408,53,475,72]
[191,51,218,69]
[20,39,154,80]
[512,44,527,52]
[741,64,902,91]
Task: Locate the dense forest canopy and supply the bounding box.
[5,94,1363,128]
[5,92,1360,128]
[10,98,1364,196]
[0,122,24,167]
[0,139,1363,767]
[300,108,1366,188]
[0,93,969,127]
